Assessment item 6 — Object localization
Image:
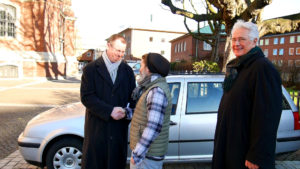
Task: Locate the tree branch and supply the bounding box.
[162,0,218,22]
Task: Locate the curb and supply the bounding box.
[1,150,300,169]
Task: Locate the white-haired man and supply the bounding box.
[212,20,282,169]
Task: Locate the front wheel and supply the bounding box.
[45,138,82,169]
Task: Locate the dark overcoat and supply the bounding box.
[80,57,136,169]
[212,47,282,169]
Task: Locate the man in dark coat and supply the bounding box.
[80,34,136,169]
[212,20,282,169]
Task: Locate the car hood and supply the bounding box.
[22,102,85,138]
[27,102,85,126]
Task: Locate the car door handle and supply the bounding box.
[169,121,177,126]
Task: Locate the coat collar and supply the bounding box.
[95,56,126,90]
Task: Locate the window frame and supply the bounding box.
[260,39,264,46]
[186,82,223,114]
[290,36,295,43]
[279,48,284,56]
[274,38,278,45]
[0,4,16,38]
[168,82,181,115]
[296,47,300,55]
[280,37,285,44]
[273,49,278,56]
[265,39,269,45]
[289,48,294,56]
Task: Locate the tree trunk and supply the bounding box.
[222,36,235,72]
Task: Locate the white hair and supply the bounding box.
[231,20,259,41]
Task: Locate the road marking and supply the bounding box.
[0,103,59,107]
[0,80,47,92]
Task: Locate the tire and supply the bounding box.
[45,138,82,169]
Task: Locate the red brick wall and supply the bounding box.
[260,33,300,63]
[171,35,226,62]
[0,0,76,78]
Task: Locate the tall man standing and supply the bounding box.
[212,20,282,169]
[130,53,172,169]
[80,34,136,169]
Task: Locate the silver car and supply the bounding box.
[18,74,300,169]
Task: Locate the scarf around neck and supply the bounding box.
[102,51,122,84]
[131,74,161,101]
[223,46,263,92]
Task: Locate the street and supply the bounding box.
[0,76,299,169]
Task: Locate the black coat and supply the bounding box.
[212,47,282,169]
[80,57,136,169]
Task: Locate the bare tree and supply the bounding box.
[162,0,300,71]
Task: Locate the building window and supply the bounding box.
[274,38,278,45]
[290,36,295,43]
[149,37,153,42]
[0,4,16,38]
[273,49,277,56]
[297,35,300,43]
[296,47,300,55]
[265,39,269,45]
[289,48,294,55]
[279,49,284,56]
[260,39,264,46]
[263,49,268,57]
[280,37,285,44]
[184,41,186,51]
[181,42,183,52]
[203,41,212,51]
[174,45,177,53]
[161,50,165,55]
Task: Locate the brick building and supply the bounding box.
[118,28,186,61]
[0,0,77,79]
[170,25,226,63]
[259,32,300,67]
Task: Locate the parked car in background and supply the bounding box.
[18,74,300,169]
[127,61,140,76]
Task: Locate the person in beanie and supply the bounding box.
[212,20,282,169]
[130,53,172,169]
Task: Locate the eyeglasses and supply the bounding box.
[231,37,247,43]
[109,43,125,54]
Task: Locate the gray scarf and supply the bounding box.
[102,51,122,83]
[131,74,160,101]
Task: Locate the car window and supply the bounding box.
[186,82,223,114]
[133,63,141,70]
[168,83,181,115]
[282,96,291,110]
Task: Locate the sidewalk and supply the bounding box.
[0,150,299,169]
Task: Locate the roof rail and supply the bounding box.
[169,70,225,75]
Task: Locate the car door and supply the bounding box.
[179,78,223,161]
[165,78,183,161]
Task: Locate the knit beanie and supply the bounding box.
[147,53,170,77]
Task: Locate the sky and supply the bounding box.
[72,0,300,49]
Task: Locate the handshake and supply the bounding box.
[110,107,126,120]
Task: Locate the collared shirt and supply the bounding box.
[131,75,168,164]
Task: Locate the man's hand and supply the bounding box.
[111,107,125,120]
[245,160,259,169]
[130,157,135,165]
